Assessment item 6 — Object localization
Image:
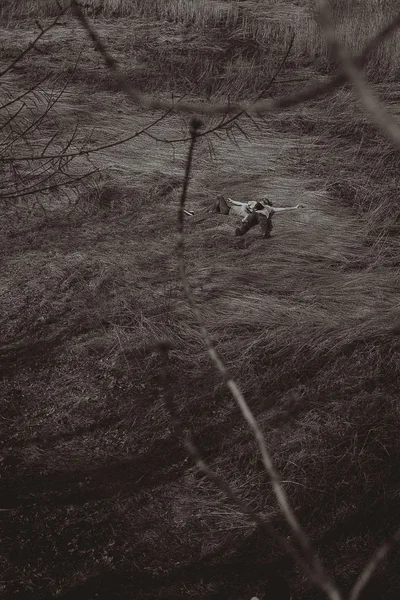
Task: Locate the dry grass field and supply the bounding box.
[1,1,400,599]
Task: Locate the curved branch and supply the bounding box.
[141,32,296,145]
[0,9,67,79]
[71,0,400,116]
[318,1,400,147]
[171,118,342,600]
[349,526,400,600]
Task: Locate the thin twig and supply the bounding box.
[349,526,400,600]
[158,340,312,577]
[318,2,400,148]
[0,75,50,111]
[1,110,173,161]
[1,67,214,162]
[0,8,68,79]
[172,118,342,600]
[71,0,400,116]
[0,169,98,200]
[143,33,295,145]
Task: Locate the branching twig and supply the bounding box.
[0,8,68,79]
[349,526,400,600]
[0,114,172,162]
[0,169,98,200]
[142,32,296,145]
[169,118,342,600]
[0,75,50,111]
[71,0,400,116]
[1,43,100,209]
[318,1,400,148]
[1,64,213,163]
[158,340,302,558]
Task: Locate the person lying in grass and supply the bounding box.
[215,194,305,238]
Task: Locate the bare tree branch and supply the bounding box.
[349,526,400,600]
[1,64,213,163]
[0,169,98,201]
[71,0,400,116]
[0,74,50,111]
[1,41,99,210]
[142,32,296,145]
[0,103,26,132]
[0,8,68,79]
[318,1,400,148]
[158,339,321,590]
[169,117,343,600]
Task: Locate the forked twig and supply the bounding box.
[2,61,208,163]
[141,32,296,145]
[349,526,400,600]
[0,107,174,162]
[0,169,98,200]
[71,0,400,117]
[158,339,307,568]
[164,118,342,600]
[0,8,68,79]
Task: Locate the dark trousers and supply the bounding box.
[235,212,273,237]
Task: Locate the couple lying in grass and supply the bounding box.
[215,194,305,238]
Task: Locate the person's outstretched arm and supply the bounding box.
[273,204,305,213]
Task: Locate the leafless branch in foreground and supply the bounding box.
[317,1,400,149]
[0,74,50,111]
[0,107,174,163]
[71,0,400,117]
[159,117,343,600]
[0,8,68,79]
[158,339,303,561]
[349,526,400,600]
[2,57,211,164]
[143,32,296,145]
[0,6,108,220]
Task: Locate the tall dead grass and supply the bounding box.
[3,1,400,81]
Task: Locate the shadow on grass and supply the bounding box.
[1,436,186,509]
[31,555,294,600]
